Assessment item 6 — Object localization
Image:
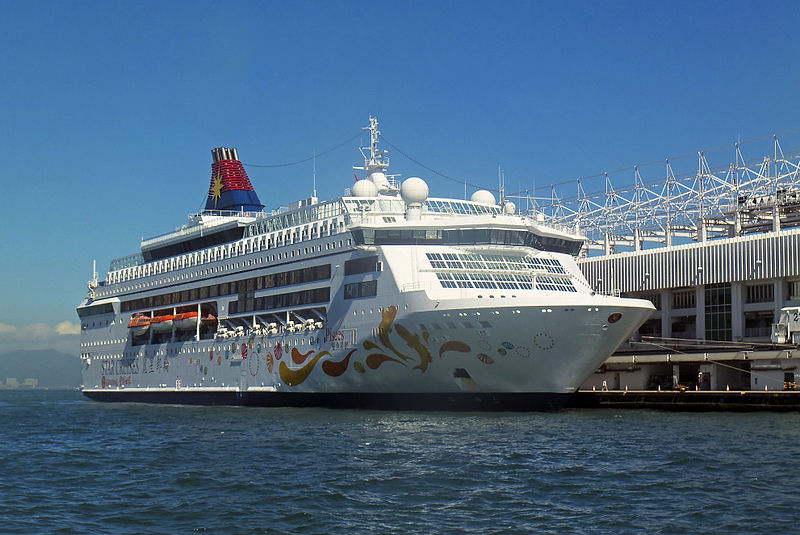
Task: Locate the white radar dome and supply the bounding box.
[352,179,378,197]
[368,171,390,189]
[400,177,429,204]
[503,201,516,214]
[470,190,496,205]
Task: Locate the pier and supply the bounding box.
[568,389,800,411]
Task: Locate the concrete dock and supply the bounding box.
[568,389,800,411]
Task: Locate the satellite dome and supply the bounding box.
[470,190,496,205]
[503,201,517,215]
[352,179,378,197]
[400,177,429,204]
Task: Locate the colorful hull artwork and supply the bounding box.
[277,307,472,386]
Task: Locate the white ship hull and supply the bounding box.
[81,294,652,410]
[78,118,655,410]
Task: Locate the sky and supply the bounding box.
[1,0,799,355]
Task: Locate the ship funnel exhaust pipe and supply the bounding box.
[211,147,241,163]
[205,146,264,212]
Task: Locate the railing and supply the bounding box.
[399,281,436,293]
[109,253,144,272]
[98,217,350,293]
[140,213,257,249]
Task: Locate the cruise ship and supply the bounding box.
[77,117,654,410]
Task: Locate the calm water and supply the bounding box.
[1,390,798,534]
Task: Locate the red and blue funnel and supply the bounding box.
[204,147,264,212]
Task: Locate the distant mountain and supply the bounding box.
[0,349,81,389]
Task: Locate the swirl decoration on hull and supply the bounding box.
[277,307,483,387]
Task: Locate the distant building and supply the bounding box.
[577,228,799,391]
[536,133,800,392]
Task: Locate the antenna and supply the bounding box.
[498,164,506,205]
[87,260,99,299]
[312,148,317,199]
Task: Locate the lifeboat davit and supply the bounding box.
[150,315,174,333]
[173,311,199,330]
[127,315,151,336]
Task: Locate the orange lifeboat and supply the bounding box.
[128,314,151,336]
[150,314,174,333]
[201,313,217,326]
[173,311,199,330]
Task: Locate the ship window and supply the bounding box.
[345,255,379,276]
[344,280,378,299]
[452,273,473,288]
[436,273,458,288]
[77,302,114,318]
[535,275,576,293]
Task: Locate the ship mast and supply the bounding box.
[87,260,99,299]
[353,116,397,193]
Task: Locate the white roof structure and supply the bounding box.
[529,131,800,254]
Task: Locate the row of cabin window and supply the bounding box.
[121,264,332,312]
[352,228,582,255]
[229,287,331,314]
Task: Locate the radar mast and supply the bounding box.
[354,116,397,193]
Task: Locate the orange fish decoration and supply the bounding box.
[439,341,471,358]
[321,349,357,377]
[292,348,313,365]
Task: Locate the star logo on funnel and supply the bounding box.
[211,173,223,208]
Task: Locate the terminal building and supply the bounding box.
[533,133,800,392]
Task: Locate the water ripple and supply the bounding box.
[2,392,800,533]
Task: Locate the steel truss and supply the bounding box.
[523,132,800,254]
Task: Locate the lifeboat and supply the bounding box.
[150,314,174,333]
[201,313,217,326]
[127,315,151,336]
[173,311,199,330]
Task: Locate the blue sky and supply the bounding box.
[1,0,799,354]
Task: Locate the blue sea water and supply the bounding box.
[1,390,799,534]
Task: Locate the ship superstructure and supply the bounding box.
[78,117,654,410]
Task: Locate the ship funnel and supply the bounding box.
[205,146,264,213]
